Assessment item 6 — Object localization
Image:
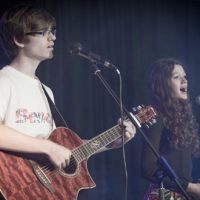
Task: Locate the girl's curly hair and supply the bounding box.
[147,58,200,157]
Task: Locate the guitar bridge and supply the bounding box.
[30,160,55,193]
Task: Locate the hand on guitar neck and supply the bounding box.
[187,182,200,200]
[106,119,136,149]
[106,105,157,149]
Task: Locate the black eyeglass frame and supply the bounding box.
[25,28,56,37]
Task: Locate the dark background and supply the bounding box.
[1,0,200,199]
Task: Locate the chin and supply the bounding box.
[180,96,188,100]
[50,53,54,58]
[45,54,54,60]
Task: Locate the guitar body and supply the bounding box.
[0,128,95,200]
[0,105,157,200]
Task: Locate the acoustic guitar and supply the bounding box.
[0,105,156,200]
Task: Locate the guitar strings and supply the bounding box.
[37,126,123,178]
[40,107,154,177]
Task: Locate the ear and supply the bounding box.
[13,37,25,48]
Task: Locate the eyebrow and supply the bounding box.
[172,72,186,76]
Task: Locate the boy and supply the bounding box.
[0,4,136,199]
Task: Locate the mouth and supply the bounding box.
[48,46,54,48]
[47,44,54,49]
[180,86,187,94]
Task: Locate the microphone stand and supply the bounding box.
[91,63,192,200]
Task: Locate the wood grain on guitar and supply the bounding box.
[0,105,156,200]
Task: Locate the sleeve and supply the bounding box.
[141,112,164,182]
[141,113,189,191]
[0,77,11,123]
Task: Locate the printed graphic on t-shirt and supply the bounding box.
[15,108,52,124]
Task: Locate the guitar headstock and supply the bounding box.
[132,105,157,128]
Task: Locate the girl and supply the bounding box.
[142,58,200,200]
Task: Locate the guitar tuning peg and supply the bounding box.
[145,124,150,128]
[152,118,157,124]
[149,121,153,126]
[131,107,137,113]
[137,105,142,110]
[131,104,157,128]
[146,119,156,128]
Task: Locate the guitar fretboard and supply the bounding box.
[72,124,122,162]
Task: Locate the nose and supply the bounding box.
[48,32,56,41]
[182,76,187,83]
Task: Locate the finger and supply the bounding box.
[125,124,132,133]
[65,158,70,166]
[60,162,66,169]
[118,118,128,125]
[123,121,134,130]
[124,131,131,141]
[124,127,135,141]
[118,118,122,124]
[57,163,62,170]
[60,158,69,169]
[65,153,72,166]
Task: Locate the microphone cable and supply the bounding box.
[70,43,129,199]
[116,69,129,200]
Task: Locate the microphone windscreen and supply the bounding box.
[195,95,200,105]
[69,43,82,55]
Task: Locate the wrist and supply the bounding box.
[187,182,196,193]
[39,139,53,155]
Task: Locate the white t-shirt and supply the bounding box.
[0,66,55,138]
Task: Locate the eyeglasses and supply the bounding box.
[25,28,56,37]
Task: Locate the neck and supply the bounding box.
[9,56,40,78]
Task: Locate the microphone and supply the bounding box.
[69,43,117,70]
[195,95,200,105]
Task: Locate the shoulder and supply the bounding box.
[0,66,14,88]
[0,67,13,114]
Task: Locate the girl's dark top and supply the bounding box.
[141,112,193,191]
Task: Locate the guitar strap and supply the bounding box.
[41,84,68,128]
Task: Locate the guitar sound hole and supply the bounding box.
[63,156,77,174]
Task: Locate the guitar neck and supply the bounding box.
[71,105,157,162]
[72,124,121,162]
